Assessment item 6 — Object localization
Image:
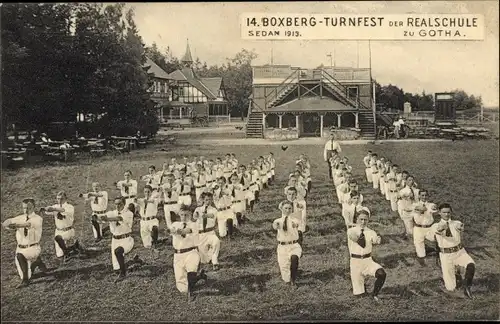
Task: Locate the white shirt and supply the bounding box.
[51,202,75,230]
[163,189,179,204]
[323,139,342,161]
[86,191,108,212]
[142,173,159,189]
[363,155,371,168]
[107,209,133,236]
[171,221,199,250]
[214,192,233,209]
[347,226,379,255]
[272,215,300,242]
[342,203,364,225]
[427,219,465,249]
[194,205,218,230]
[117,179,138,197]
[228,183,245,202]
[5,213,43,246]
[175,178,192,195]
[137,196,161,218]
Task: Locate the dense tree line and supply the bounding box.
[374,81,483,112]
[1,3,158,141]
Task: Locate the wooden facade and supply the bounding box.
[144,57,174,123]
[247,64,375,138]
[166,43,229,123]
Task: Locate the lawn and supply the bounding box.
[1,140,499,321]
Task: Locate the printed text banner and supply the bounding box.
[240,13,484,40]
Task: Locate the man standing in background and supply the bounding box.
[323,128,342,179]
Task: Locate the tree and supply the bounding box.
[1,3,76,141]
[221,49,257,117]
[452,89,483,110]
[145,42,168,72]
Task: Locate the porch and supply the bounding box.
[261,96,361,140]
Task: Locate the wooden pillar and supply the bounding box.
[180,107,183,119]
[337,113,342,128]
[278,114,283,129]
[355,112,359,128]
[262,113,266,129]
[320,114,324,137]
[295,115,300,136]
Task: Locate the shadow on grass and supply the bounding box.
[221,248,275,267]
[50,263,109,281]
[201,272,273,296]
[301,266,350,282]
[382,273,499,299]
[307,222,347,236]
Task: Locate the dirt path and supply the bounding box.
[177,138,449,145]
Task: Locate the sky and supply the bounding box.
[131,1,499,107]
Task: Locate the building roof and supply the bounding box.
[267,96,356,113]
[167,68,220,99]
[144,57,171,80]
[200,77,222,97]
[181,42,193,64]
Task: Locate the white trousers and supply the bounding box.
[372,173,380,189]
[15,245,41,280]
[178,195,192,208]
[379,176,385,194]
[413,226,432,258]
[173,249,200,293]
[365,168,373,183]
[277,243,302,282]
[54,228,76,258]
[350,257,382,295]
[111,236,134,270]
[439,249,474,291]
[195,187,205,202]
[140,218,159,248]
[198,231,220,265]
[389,193,398,212]
[217,210,236,236]
[398,201,414,234]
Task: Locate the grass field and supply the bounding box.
[1,139,499,321]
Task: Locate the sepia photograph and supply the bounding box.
[1,1,499,322]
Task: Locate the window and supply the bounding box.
[347,86,358,102]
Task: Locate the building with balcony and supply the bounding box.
[144,57,174,122]
[246,64,388,139]
[166,42,230,124]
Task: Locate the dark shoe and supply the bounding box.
[417,257,426,267]
[402,233,408,241]
[16,280,30,289]
[187,290,196,302]
[372,295,381,302]
[95,236,103,243]
[133,254,144,266]
[37,261,48,274]
[464,286,473,299]
[198,269,208,282]
[114,273,126,283]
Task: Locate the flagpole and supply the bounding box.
[369,40,376,137]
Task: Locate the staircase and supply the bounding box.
[268,84,296,108]
[245,111,263,138]
[358,111,376,139]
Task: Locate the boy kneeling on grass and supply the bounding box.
[273,200,302,289]
[170,204,208,302]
